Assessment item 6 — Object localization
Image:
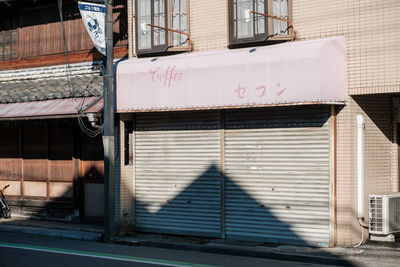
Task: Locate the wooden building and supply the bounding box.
[0,0,128,221]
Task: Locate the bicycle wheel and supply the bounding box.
[1,206,10,219]
[4,206,10,218]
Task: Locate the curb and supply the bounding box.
[0,224,103,241]
[115,239,356,267]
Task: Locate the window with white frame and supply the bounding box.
[136,0,188,54]
[229,0,291,45]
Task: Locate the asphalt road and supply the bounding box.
[0,232,337,267]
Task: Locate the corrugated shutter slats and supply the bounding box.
[135,112,222,237]
[224,107,330,246]
[133,107,331,246]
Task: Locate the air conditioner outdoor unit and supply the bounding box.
[369,193,400,241]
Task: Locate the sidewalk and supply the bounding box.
[116,234,400,267]
[1,217,399,267]
[0,216,103,241]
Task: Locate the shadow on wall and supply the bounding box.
[352,94,392,141]
[135,164,328,247]
[0,120,105,224]
[130,164,356,266]
[128,107,333,248]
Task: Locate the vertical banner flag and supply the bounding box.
[78,1,106,55]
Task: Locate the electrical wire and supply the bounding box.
[78,115,104,138]
[57,0,79,108]
[353,218,369,248]
[353,224,365,248]
[57,0,104,137]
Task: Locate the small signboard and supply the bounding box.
[78,1,106,55]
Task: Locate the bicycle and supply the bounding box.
[0,185,11,219]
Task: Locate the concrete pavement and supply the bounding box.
[0,216,103,241]
[1,217,399,267]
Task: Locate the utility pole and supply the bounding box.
[103,0,115,242]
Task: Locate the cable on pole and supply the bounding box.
[57,0,104,138]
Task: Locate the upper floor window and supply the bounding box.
[136,0,189,55]
[229,0,291,46]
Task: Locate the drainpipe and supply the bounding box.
[354,114,368,247]
[357,114,365,220]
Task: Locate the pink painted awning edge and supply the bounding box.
[0,97,103,120]
[116,37,347,112]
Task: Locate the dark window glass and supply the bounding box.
[229,0,290,45]
[136,0,188,54]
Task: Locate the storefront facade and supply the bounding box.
[115,37,346,247]
[116,0,400,247]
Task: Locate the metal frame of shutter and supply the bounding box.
[224,106,331,247]
[134,111,222,237]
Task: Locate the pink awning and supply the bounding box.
[0,97,102,120]
[116,37,347,112]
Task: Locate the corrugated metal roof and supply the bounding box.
[0,97,102,120]
[0,62,103,104]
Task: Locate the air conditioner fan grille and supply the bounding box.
[370,196,383,232]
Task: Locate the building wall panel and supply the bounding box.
[336,95,392,246]
[293,0,398,246]
[189,0,228,51]
[293,0,400,95]
[84,183,104,217]
[0,159,21,180]
[23,181,47,197]
[0,181,20,196]
[49,182,73,198]
[115,118,134,224]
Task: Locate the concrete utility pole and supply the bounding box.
[103,0,115,242]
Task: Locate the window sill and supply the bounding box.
[228,35,292,49]
[137,46,191,58]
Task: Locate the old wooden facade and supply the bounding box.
[0,0,128,221]
[0,120,104,219]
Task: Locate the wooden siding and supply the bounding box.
[0,11,19,61]
[0,121,104,204]
[20,4,92,58]
[0,1,128,68]
[0,46,127,71]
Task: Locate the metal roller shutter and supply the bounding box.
[135,111,222,237]
[224,106,331,246]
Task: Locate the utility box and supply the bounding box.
[369,193,400,242]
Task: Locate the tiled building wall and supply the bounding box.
[127,0,229,53]
[189,0,228,51]
[127,0,135,58]
[114,116,134,227]
[294,0,398,246]
[294,0,400,95]
[336,95,393,245]
[127,0,400,92]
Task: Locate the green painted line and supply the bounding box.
[0,242,217,267]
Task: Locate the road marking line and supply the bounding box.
[0,242,217,267]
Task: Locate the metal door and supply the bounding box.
[134,111,222,237]
[224,106,331,246]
